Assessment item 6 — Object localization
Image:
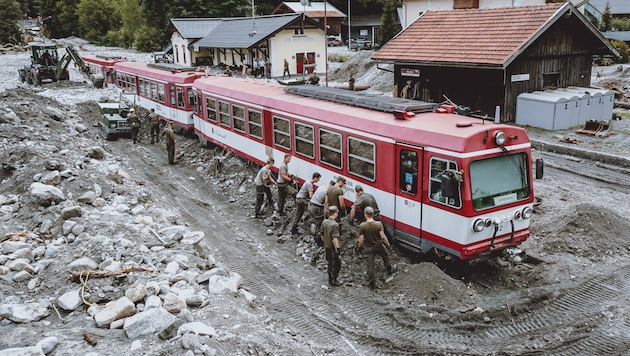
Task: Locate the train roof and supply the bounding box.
[193,77,530,153]
[82,54,126,66]
[114,61,204,84]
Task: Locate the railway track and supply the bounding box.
[110,135,630,354]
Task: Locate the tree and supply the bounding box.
[378,0,399,47]
[0,0,22,44]
[35,0,61,38]
[56,0,81,37]
[109,0,143,48]
[207,0,250,17]
[600,2,612,32]
[76,0,120,44]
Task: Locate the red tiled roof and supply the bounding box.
[372,3,567,67]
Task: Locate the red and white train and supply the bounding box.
[82,54,126,88]
[103,59,536,261]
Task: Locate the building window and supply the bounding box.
[295,122,314,158]
[319,129,342,169]
[543,72,560,89]
[273,116,291,149]
[348,137,375,181]
[248,109,262,139]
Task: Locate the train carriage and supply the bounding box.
[112,62,206,130]
[191,76,536,261]
[81,54,125,88]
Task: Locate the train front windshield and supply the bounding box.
[470,152,530,211]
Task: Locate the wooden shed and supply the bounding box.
[372,3,619,122]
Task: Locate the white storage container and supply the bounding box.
[534,91,579,129]
[554,88,592,126]
[516,92,570,130]
[567,86,609,121]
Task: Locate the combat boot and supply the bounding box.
[387,264,398,275]
[329,279,343,287]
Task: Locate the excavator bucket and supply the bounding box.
[575,120,613,138]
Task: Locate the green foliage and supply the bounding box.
[56,0,81,37]
[611,40,630,63]
[600,2,612,32]
[378,0,399,46]
[207,0,251,17]
[328,53,350,63]
[0,0,22,44]
[133,25,162,52]
[611,17,630,31]
[109,0,142,48]
[76,0,120,44]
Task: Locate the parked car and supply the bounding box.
[348,39,372,51]
[327,36,342,47]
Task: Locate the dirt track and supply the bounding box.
[90,100,630,354]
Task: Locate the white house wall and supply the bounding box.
[273,28,326,77]
[171,32,193,67]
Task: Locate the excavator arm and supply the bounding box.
[55,45,91,80]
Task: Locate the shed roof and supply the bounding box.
[273,1,346,18]
[372,3,618,68]
[171,18,223,39]
[194,13,312,49]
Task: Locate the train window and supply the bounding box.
[219,101,230,127]
[139,79,145,96]
[348,137,375,181]
[273,116,291,150]
[187,88,195,111]
[150,82,158,100]
[248,109,263,139]
[470,153,530,211]
[169,87,175,105]
[319,129,342,169]
[295,122,314,158]
[176,88,185,108]
[399,149,418,195]
[206,97,217,122]
[195,91,202,114]
[429,158,460,208]
[157,83,165,103]
[233,105,245,133]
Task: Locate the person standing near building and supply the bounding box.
[358,207,396,289]
[258,58,265,78]
[321,206,343,287]
[254,157,277,218]
[290,172,321,235]
[127,108,140,144]
[265,58,271,79]
[308,180,334,241]
[283,59,290,79]
[348,75,355,91]
[148,108,161,144]
[161,122,176,164]
[276,154,295,218]
[252,58,258,78]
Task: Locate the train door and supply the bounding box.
[394,143,424,250]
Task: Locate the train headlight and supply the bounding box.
[473,218,485,232]
[521,206,533,219]
[494,131,506,146]
[514,210,521,219]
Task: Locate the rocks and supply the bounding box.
[94,297,136,328]
[29,182,65,206]
[0,302,50,323]
[123,307,175,339]
[86,146,106,159]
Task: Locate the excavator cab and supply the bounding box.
[34,45,59,66]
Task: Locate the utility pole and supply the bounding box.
[347,0,351,50]
[324,0,328,87]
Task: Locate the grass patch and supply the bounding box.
[328,53,350,63]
